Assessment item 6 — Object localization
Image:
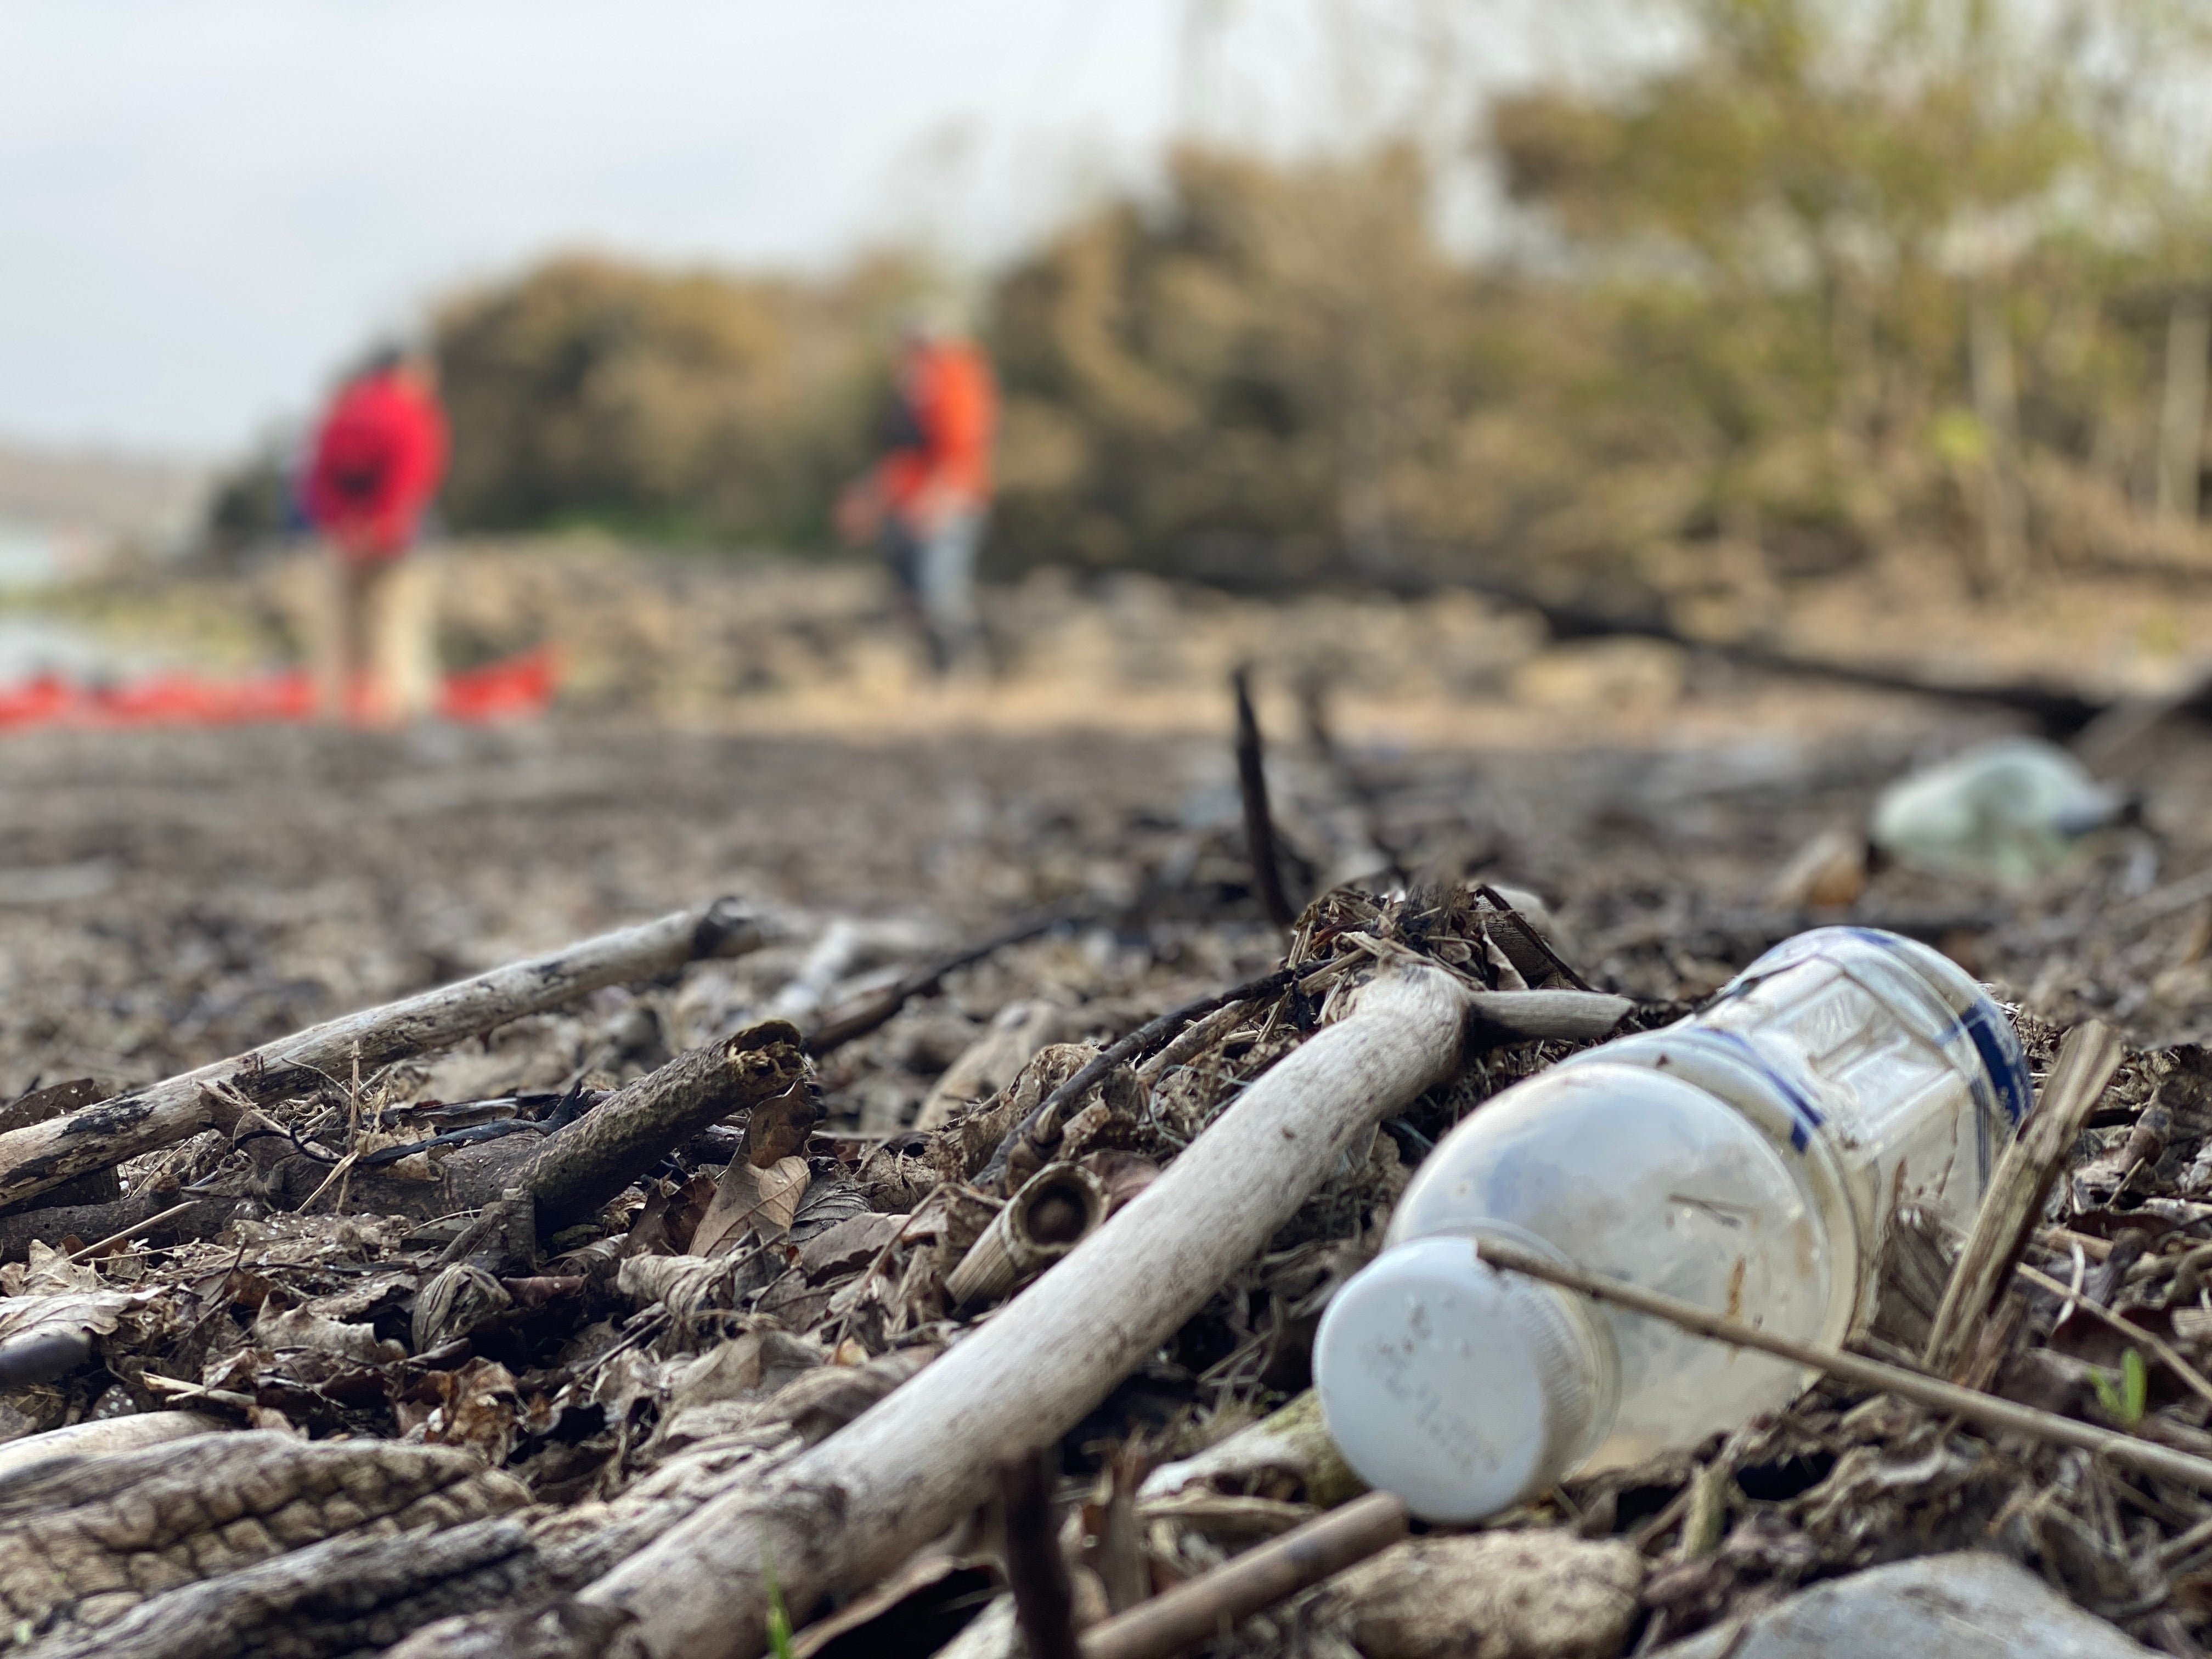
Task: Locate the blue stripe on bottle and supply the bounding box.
[1683,1029,1825,1150]
[1957,1002,2033,1125]
[1841,927,2032,1125]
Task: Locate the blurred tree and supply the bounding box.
[990,144,1484,582]
[197,0,2212,606]
[432,252,927,548]
[1489,0,2212,597]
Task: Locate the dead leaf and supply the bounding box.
[798,1212,905,1279]
[253,1305,408,1367]
[740,1082,823,1168]
[422,1357,523,1466]
[0,1287,139,1387]
[625,1171,720,1257]
[3,1240,105,1297]
[691,1155,810,1257]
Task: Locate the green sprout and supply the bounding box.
[2091,1348,2149,1429]
[763,1547,794,1659]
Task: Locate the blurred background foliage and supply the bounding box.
[206,0,2212,613]
[432,253,925,547]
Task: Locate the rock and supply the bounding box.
[1141,1389,1365,1508]
[1655,1551,2153,1659]
[1335,1531,1644,1659]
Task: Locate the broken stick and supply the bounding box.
[1003,1449,1081,1659]
[0,898,763,1215]
[1922,1019,2123,1377]
[569,960,1478,1659]
[1232,665,1299,932]
[436,1019,808,1269]
[1080,1490,1408,1659]
[976,964,1301,1190]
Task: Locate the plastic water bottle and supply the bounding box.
[1314,926,2030,1522]
[1871,736,2125,885]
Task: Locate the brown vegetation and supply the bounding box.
[200,0,2212,621]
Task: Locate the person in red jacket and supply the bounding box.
[838,304,997,673]
[302,344,449,724]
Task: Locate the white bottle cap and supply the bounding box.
[1315,1234,1608,1522]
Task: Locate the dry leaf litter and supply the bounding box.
[4,691,2212,1658]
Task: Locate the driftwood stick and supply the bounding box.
[1477,1234,2212,1495]
[436,1020,806,1268]
[0,899,762,1216]
[1080,1491,1408,1659]
[573,961,1476,1659]
[1232,666,1298,932]
[1465,989,1630,1042]
[977,966,1302,1190]
[1922,1020,2123,1376]
[0,1189,235,1266]
[0,1412,227,1484]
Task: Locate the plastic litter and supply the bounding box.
[1869,736,2126,885]
[1314,926,2029,1522]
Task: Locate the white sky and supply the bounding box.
[0,0,1590,461]
[0,0,1196,458]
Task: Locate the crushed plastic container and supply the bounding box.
[1314,926,2029,1522]
[1870,736,2124,886]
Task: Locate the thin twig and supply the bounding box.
[1135,998,1258,1090]
[1080,1490,1408,1659]
[1628,1483,1697,1554]
[1233,665,1297,932]
[2014,1260,2212,1411]
[977,966,1301,1189]
[2158,1509,2212,1568]
[2041,1224,2118,1263]
[1473,883,1596,993]
[585,1310,672,1383]
[807,907,1083,1057]
[139,1375,257,1411]
[1477,1234,2212,1496]
[1002,1448,1080,1659]
[292,1149,361,1217]
[65,1199,200,1263]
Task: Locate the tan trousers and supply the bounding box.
[286,550,441,724]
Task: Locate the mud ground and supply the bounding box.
[5,673,2209,1110]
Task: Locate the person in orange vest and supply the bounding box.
[300,343,449,724]
[838,304,997,673]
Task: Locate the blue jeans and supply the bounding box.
[885,507,985,672]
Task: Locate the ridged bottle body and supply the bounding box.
[1317,927,2029,1521]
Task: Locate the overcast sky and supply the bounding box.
[0,0,1203,458]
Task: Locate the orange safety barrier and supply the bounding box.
[0,647,556,731]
